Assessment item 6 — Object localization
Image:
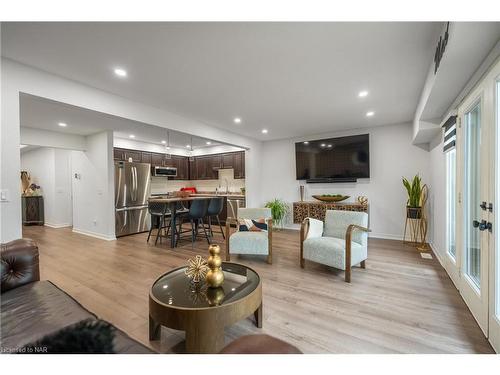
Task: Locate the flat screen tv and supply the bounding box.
[295,134,370,182]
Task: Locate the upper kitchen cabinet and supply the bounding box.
[113,148,244,180]
[234,151,245,179]
[151,152,164,166]
[220,151,245,179]
[113,148,142,163]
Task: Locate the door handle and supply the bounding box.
[473,220,492,232]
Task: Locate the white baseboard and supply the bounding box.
[44,223,72,229]
[428,242,445,267]
[72,228,116,241]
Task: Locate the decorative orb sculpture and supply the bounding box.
[206,244,224,288]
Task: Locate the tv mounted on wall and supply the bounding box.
[295,134,370,182]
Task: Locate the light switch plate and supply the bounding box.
[0,189,9,202]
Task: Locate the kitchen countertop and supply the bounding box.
[149,193,245,200]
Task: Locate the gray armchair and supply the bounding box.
[226,208,273,264]
[300,210,370,282]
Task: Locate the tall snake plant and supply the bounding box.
[402,175,422,207]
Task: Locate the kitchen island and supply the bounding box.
[148,193,246,248]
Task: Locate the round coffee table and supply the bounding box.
[149,262,262,353]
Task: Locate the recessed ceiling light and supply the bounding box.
[206,141,212,145]
[261,129,268,134]
[320,143,326,147]
[166,146,171,150]
[327,144,333,148]
[161,140,166,144]
[358,90,369,98]
[114,68,127,77]
[366,111,375,117]
[129,134,135,139]
[303,141,309,145]
[186,145,191,148]
[233,117,242,124]
[58,122,67,127]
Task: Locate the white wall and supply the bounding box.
[1,58,262,242]
[260,123,431,240]
[21,127,87,151]
[54,149,73,227]
[20,147,73,227]
[71,131,115,240]
[428,134,446,259]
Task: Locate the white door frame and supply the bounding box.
[456,88,490,335]
[488,66,500,353]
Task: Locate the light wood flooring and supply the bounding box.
[22,226,494,353]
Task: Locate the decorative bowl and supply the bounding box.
[312,195,350,202]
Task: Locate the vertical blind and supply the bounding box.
[442,115,457,152]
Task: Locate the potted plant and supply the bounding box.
[264,198,289,230]
[402,175,423,219]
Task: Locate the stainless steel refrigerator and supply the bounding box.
[115,161,151,237]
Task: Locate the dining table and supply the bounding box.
[148,196,213,248]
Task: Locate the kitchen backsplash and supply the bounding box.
[150,168,245,195]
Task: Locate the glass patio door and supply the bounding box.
[457,95,490,335]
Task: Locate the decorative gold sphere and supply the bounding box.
[207,255,222,269]
[206,287,225,306]
[208,244,221,256]
[206,269,224,288]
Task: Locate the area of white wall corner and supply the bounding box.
[21,127,87,151]
[259,122,432,240]
[20,147,73,227]
[427,133,446,259]
[71,131,115,240]
[1,58,262,242]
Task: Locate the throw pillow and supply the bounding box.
[238,218,268,232]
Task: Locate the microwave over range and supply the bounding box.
[152,166,177,177]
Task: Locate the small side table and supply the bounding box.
[22,196,44,226]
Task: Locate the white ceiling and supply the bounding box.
[2,22,443,140]
[19,94,222,150]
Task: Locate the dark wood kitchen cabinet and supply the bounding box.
[141,152,152,164]
[151,152,164,166]
[234,151,245,179]
[113,147,244,180]
[113,148,141,163]
[220,151,245,179]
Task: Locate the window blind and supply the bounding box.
[442,115,456,152]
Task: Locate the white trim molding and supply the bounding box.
[72,228,116,241]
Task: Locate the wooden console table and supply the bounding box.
[293,201,368,224]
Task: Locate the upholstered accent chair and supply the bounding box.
[300,210,370,282]
[226,208,273,264]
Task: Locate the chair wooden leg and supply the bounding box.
[300,258,305,268]
[147,221,153,242]
[267,254,272,265]
[200,218,211,244]
[345,267,351,283]
[217,216,225,239]
[360,260,366,269]
[155,216,163,246]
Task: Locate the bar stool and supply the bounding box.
[175,199,211,247]
[207,197,225,239]
[147,201,171,245]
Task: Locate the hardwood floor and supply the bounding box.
[22,226,494,353]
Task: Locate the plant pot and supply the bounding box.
[406,206,422,219]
